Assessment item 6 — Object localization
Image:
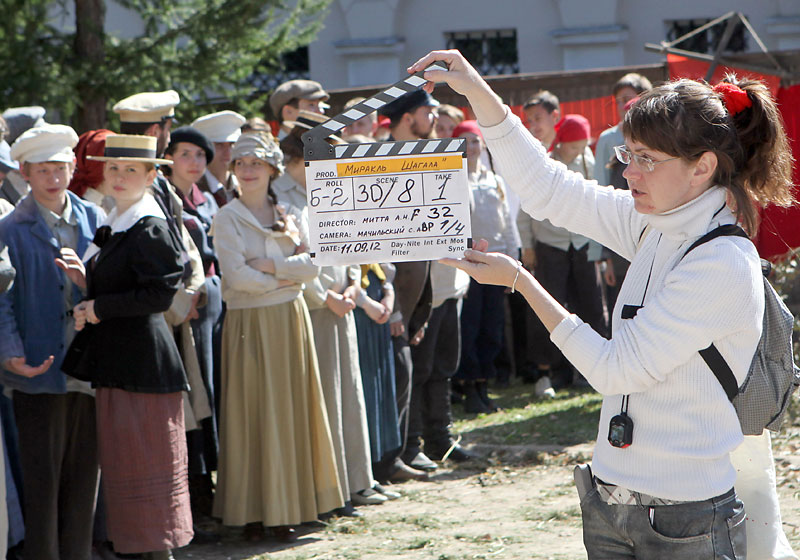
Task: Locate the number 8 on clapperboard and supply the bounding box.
[301,62,472,266]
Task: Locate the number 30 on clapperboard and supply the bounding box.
[301,62,472,266]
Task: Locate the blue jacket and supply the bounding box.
[0,191,103,393]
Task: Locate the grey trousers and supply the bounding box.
[14,391,99,560]
[580,484,746,559]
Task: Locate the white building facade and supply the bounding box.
[309,0,800,89]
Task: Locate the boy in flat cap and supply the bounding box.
[191,110,246,207]
[0,124,104,560]
[269,79,329,139]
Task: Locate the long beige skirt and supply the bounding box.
[213,297,344,527]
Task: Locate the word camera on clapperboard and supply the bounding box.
[301,62,472,266]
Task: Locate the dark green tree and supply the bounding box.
[0,0,330,132]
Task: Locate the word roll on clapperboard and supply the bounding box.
[301,63,472,266]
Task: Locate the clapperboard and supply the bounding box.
[301,62,472,266]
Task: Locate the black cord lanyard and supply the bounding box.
[618,233,662,414]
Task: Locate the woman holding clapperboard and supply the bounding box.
[415,49,796,558]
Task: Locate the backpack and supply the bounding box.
[681,224,800,435]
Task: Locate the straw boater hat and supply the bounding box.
[87,135,172,165]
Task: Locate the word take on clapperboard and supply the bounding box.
[301,62,472,266]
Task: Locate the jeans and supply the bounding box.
[580,483,747,559]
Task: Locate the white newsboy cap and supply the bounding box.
[10,124,78,164]
[113,90,180,123]
[191,110,246,143]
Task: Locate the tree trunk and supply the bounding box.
[74,0,106,133]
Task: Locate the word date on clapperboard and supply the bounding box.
[302,63,472,266]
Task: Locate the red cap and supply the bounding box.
[378,116,391,129]
[68,129,115,197]
[451,120,482,138]
[554,114,590,144]
[624,97,639,112]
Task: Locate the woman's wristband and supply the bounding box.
[510,260,522,293]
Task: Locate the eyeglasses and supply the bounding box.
[614,145,680,173]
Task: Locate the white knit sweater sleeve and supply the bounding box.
[480,108,646,261]
[551,239,762,395]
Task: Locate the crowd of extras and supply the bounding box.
[0,71,650,560]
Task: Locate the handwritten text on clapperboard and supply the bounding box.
[305,150,471,265]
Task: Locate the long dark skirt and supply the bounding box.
[96,388,193,554]
[353,274,401,462]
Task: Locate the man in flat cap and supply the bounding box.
[0,124,104,560]
[192,110,246,207]
[269,79,329,139]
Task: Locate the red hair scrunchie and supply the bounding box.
[713,82,752,116]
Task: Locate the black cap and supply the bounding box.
[166,126,215,163]
[378,90,439,121]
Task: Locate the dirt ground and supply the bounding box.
[174,441,800,560]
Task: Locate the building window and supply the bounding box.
[249,46,310,93]
[445,30,519,75]
[666,18,748,54]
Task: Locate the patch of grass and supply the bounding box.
[521,505,582,526]
[453,386,602,447]
[407,537,433,550]
[377,514,442,530]
[325,516,370,534]
[539,482,575,499]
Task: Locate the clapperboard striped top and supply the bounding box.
[302,61,464,162]
[332,138,465,160]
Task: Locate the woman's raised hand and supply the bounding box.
[407,50,506,127]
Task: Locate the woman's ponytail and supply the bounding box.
[716,74,794,234]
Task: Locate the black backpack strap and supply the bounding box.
[698,346,739,401]
[681,224,750,402]
[682,224,748,258]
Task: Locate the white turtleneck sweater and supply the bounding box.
[481,108,764,501]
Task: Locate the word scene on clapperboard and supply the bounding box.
[301,62,472,266]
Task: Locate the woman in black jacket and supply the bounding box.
[64,134,193,560]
